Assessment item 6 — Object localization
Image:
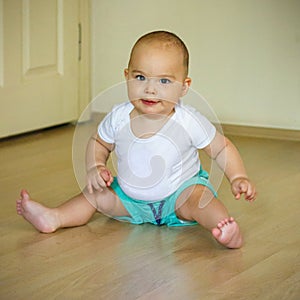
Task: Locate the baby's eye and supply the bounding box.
[160,78,171,84]
[136,75,146,81]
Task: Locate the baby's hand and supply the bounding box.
[231,177,257,202]
[86,165,113,194]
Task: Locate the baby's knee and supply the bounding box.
[187,185,215,210]
[82,187,114,214]
[93,189,118,215]
[176,185,215,220]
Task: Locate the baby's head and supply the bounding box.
[125,31,191,116]
[128,31,189,79]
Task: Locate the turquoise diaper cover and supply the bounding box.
[110,167,217,227]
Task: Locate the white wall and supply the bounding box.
[91,0,300,130]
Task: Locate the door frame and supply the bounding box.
[78,0,91,119]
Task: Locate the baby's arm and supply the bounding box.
[203,131,256,202]
[85,133,115,194]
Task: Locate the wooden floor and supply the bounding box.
[0,124,299,300]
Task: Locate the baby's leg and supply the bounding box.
[176,185,243,249]
[16,189,96,233]
[16,187,130,233]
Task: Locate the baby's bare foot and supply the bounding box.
[16,190,60,233]
[212,217,243,249]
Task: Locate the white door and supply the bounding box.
[0,0,80,138]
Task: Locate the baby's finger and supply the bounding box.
[243,184,252,198]
[239,181,248,194]
[97,175,108,189]
[106,173,114,187]
[100,170,110,182]
[231,184,241,199]
[235,192,241,200]
[92,177,103,191]
[247,187,257,202]
[107,177,113,187]
[100,169,114,187]
[87,182,94,194]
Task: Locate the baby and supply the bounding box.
[16,31,256,249]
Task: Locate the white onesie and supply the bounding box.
[98,101,216,201]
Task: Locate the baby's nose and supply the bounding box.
[144,78,157,94]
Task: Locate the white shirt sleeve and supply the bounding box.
[97,102,133,144]
[182,104,216,149]
[98,111,115,144]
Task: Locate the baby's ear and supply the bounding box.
[124,68,129,79]
[181,77,192,96]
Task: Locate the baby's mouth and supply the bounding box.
[141,99,159,106]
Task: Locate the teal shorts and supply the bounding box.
[110,168,217,227]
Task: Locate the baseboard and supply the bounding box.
[221,124,300,141]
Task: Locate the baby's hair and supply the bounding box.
[129,30,189,76]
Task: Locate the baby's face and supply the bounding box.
[125,42,191,116]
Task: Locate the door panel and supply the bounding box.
[0,0,79,138]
